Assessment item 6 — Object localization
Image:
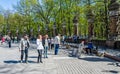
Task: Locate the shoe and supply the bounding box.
[20,60,23,63]
[40,61,43,63]
[25,61,28,64]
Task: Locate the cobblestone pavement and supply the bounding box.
[0,43,119,74]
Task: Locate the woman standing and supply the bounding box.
[36,35,44,63]
[43,35,49,58]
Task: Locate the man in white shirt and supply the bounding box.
[54,34,61,55]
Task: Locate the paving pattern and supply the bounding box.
[0,43,119,74]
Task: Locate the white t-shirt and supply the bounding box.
[36,39,44,50]
[45,39,48,47]
[54,36,60,44]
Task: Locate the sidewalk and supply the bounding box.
[0,43,119,74]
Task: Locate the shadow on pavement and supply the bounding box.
[80,57,114,62]
[102,70,120,73]
[29,56,38,58]
[4,60,19,64]
[4,60,36,64]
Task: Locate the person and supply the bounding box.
[51,37,54,50]
[19,35,30,63]
[85,40,93,55]
[62,35,65,45]
[48,38,51,50]
[54,34,61,55]
[42,35,49,58]
[73,35,77,43]
[1,36,5,45]
[7,36,11,48]
[11,36,15,43]
[36,35,44,63]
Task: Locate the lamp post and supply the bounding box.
[87,10,94,39]
[1,26,4,35]
[73,15,79,36]
[38,25,40,34]
[53,22,57,36]
[45,25,48,34]
[62,21,66,35]
[23,27,26,35]
[30,28,33,37]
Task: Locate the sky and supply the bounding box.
[0,0,19,10]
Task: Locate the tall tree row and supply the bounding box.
[0,0,117,39]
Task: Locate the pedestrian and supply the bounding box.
[11,36,15,43]
[1,36,5,45]
[7,36,11,48]
[51,37,54,49]
[43,35,49,58]
[19,35,30,63]
[54,34,61,55]
[48,38,51,50]
[36,35,44,63]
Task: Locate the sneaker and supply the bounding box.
[20,60,23,63]
[40,61,43,63]
[25,61,28,64]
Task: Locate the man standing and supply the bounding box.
[19,35,30,63]
[54,34,61,55]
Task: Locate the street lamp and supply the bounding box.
[38,25,40,34]
[62,21,66,35]
[53,22,57,36]
[1,26,4,35]
[86,9,94,39]
[73,15,79,36]
[23,27,26,35]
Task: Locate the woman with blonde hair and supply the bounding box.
[36,35,44,63]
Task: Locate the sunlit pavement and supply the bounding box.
[0,43,119,74]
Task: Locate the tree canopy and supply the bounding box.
[0,0,119,39]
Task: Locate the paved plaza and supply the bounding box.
[0,43,119,74]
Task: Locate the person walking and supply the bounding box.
[19,35,30,63]
[1,36,5,45]
[54,34,61,55]
[43,35,49,58]
[36,35,44,63]
[7,36,11,48]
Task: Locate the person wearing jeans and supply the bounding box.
[19,35,30,63]
[54,34,61,55]
[43,35,49,58]
[36,35,44,63]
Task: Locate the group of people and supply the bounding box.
[19,34,61,63]
[1,36,12,48]
[79,40,94,55]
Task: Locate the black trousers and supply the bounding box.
[85,48,92,54]
[37,50,42,63]
[21,48,28,62]
[8,42,11,48]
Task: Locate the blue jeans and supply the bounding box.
[44,46,48,58]
[21,47,28,62]
[54,44,59,55]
